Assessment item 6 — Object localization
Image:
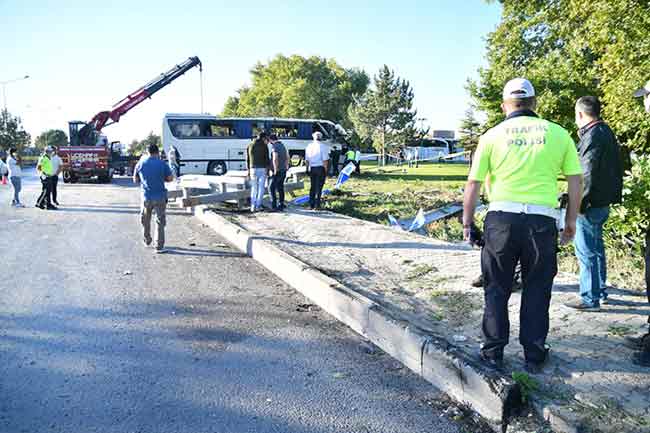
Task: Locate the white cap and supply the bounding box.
[633,80,650,97]
[312,131,323,141]
[502,78,536,100]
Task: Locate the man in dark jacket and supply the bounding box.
[565,96,623,311]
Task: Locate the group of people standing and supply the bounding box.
[462,77,649,373]
[35,146,63,210]
[247,132,291,212]
[2,146,62,210]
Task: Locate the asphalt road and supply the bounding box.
[0,171,467,433]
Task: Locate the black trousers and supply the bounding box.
[309,166,326,209]
[481,211,558,363]
[36,177,53,207]
[270,169,287,207]
[50,175,59,203]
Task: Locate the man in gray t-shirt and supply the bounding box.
[269,134,290,210]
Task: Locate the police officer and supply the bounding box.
[628,80,650,367]
[35,146,57,210]
[462,78,583,373]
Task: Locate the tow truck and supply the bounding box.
[60,56,202,183]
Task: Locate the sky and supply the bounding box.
[0,0,501,144]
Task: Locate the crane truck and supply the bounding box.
[60,56,202,183]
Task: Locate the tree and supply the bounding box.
[0,109,31,152]
[128,131,161,156]
[34,129,67,150]
[469,0,650,153]
[221,55,369,129]
[348,65,419,164]
[458,107,482,157]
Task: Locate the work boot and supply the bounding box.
[471,274,483,288]
[633,336,650,367]
[624,333,649,350]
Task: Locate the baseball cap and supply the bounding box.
[502,78,536,100]
[633,80,650,97]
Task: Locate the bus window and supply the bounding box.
[168,119,202,138]
[209,120,236,138]
[269,123,299,139]
[252,121,266,138]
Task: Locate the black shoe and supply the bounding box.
[632,349,650,367]
[279,204,286,211]
[524,346,550,374]
[35,204,45,209]
[624,334,649,350]
[471,274,483,288]
[478,351,504,371]
[46,205,58,210]
[54,202,60,206]
[564,300,600,311]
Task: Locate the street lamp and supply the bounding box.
[1,75,30,113]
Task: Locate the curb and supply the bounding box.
[194,206,522,428]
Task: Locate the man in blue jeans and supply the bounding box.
[133,144,174,253]
[565,96,623,311]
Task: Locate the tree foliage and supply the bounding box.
[458,107,482,152]
[348,65,419,163]
[128,131,161,156]
[0,109,31,152]
[221,54,369,128]
[34,129,67,150]
[470,0,650,153]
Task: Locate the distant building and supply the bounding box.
[432,130,455,140]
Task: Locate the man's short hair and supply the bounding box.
[148,143,160,154]
[269,133,278,141]
[505,96,536,111]
[9,147,17,154]
[576,96,601,118]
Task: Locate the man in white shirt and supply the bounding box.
[6,148,23,207]
[50,146,63,206]
[304,131,330,210]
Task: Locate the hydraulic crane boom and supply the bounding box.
[74,56,202,146]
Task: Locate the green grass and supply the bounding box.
[292,162,469,225]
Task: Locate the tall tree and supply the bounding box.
[470,0,650,153]
[458,107,482,155]
[34,129,67,150]
[128,131,161,156]
[348,65,419,164]
[0,109,31,152]
[221,55,369,128]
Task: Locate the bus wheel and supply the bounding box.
[207,161,227,176]
[289,152,305,167]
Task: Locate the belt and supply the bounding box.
[488,201,559,219]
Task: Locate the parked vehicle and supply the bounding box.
[162,115,347,176]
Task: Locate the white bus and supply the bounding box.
[162,114,348,176]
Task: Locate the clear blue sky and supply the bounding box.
[0,0,501,144]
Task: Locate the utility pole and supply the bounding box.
[1,75,30,113]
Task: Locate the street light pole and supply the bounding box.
[1,75,30,113]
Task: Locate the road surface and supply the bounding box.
[0,171,474,433]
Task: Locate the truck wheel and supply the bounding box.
[207,161,227,176]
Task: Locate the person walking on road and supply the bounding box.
[50,146,63,206]
[462,78,583,374]
[35,147,57,210]
[305,131,330,210]
[7,148,24,207]
[268,134,289,211]
[247,132,270,212]
[628,80,650,367]
[133,143,173,253]
[564,96,623,311]
[168,144,181,178]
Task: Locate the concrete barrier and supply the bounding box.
[194,206,522,429]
